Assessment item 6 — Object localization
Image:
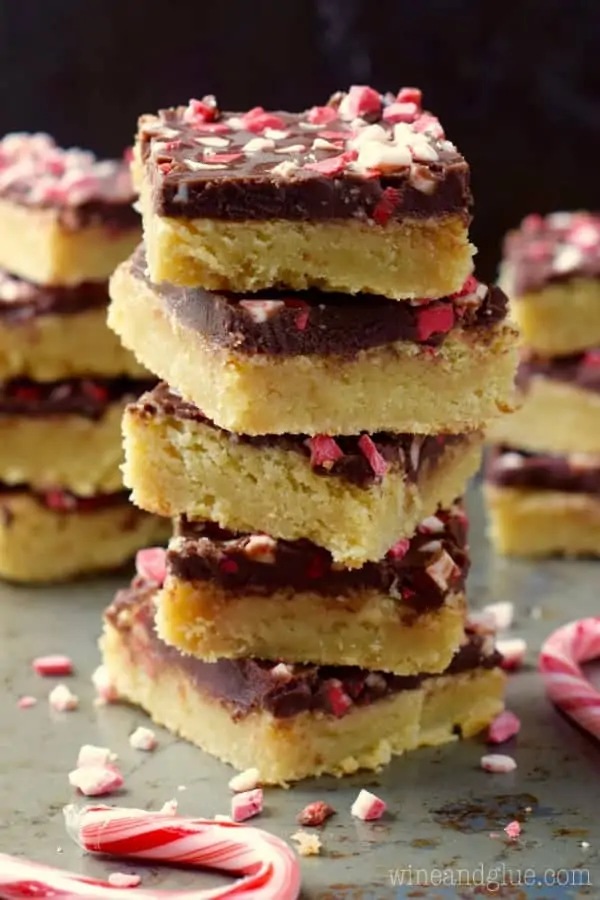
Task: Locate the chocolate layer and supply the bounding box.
[0,484,130,517]
[486,446,600,495]
[107,580,500,720]
[168,506,469,610]
[0,269,109,321]
[518,352,600,395]
[131,247,508,357]
[0,377,155,420]
[502,211,600,295]
[0,133,138,231]
[135,382,476,489]
[138,88,471,223]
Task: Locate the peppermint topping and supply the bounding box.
[305,435,345,470]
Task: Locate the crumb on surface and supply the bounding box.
[291,830,322,857]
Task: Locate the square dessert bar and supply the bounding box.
[0,133,140,285]
[124,383,483,566]
[501,212,600,355]
[0,488,167,582]
[110,250,518,435]
[134,86,474,299]
[485,446,600,557]
[102,579,505,783]
[0,269,148,381]
[0,377,154,495]
[488,352,600,454]
[156,504,469,675]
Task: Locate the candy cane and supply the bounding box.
[539,617,600,739]
[0,805,301,900]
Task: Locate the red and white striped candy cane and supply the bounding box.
[539,616,600,739]
[0,805,301,900]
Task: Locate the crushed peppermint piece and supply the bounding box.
[271,160,299,178]
[358,434,388,477]
[297,801,336,826]
[351,790,386,821]
[338,85,382,121]
[304,150,357,175]
[239,299,285,323]
[243,535,277,564]
[387,538,410,560]
[108,873,141,888]
[418,515,445,535]
[17,696,37,709]
[92,664,119,704]
[49,684,79,712]
[497,638,527,670]
[228,767,260,793]
[135,547,166,586]
[77,745,117,767]
[129,726,157,751]
[481,754,517,774]
[324,679,352,717]
[305,434,344,470]
[290,831,322,856]
[488,710,521,744]
[415,304,455,341]
[32,655,73,677]
[482,601,514,632]
[68,764,124,796]
[307,105,338,125]
[504,820,521,839]
[231,788,263,822]
[425,549,459,592]
[160,799,178,815]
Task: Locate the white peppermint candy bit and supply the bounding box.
[497,452,524,470]
[552,245,584,274]
[274,144,305,154]
[271,160,299,178]
[356,141,411,172]
[482,601,514,632]
[419,515,445,534]
[264,128,289,141]
[410,163,437,194]
[481,753,517,773]
[243,137,276,154]
[195,136,230,148]
[239,299,285,323]
[185,159,227,170]
[228,767,260,793]
[349,124,388,149]
[425,549,459,591]
[243,534,278,563]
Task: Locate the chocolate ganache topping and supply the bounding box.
[0,377,155,420]
[0,269,110,321]
[517,351,600,395]
[487,446,600,495]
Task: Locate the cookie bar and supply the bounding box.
[135,87,474,299]
[124,383,482,566]
[0,270,148,380]
[485,446,600,556]
[488,353,600,454]
[102,579,504,783]
[0,377,153,494]
[156,505,469,674]
[0,133,139,285]
[501,212,600,355]
[110,251,517,434]
[0,488,167,582]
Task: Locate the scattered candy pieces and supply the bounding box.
[497,637,527,670]
[504,820,521,839]
[487,710,521,744]
[33,655,73,677]
[290,831,322,857]
[134,547,166,586]
[482,601,514,632]
[228,767,260,793]
[231,788,263,822]
[49,684,79,712]
[350,789,386,821]
[128,727,157,752]
[481,754,517,774]
[159,799,178,815]
[296,801,336,827]
[91,664,119,704]
[77,745,117,768]
[107,872,141,888]
[68,765,124,797]
[17,696,37,709]
[0,803,301,898]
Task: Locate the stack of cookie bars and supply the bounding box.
[487,212,600,556]
[0,133,165,581]
[104,86,518,782]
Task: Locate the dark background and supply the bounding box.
[1,0,598,279]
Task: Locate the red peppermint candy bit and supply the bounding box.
[44,490,76,512]
[382,102,419,124]
[388,538,410,560]
[297,801,336,826]
[185,97,217,122]
[583,350,600,367]
[307,105,338,125]
[295,310,309,331]
[306,435,344,469]
[415,303,455,341]
[242,107,286,133]
[304,149,357,176]
[158,162,173,175]
[220,557,239,574]
[344,85,382,119]
[122,146,134,163]
[412,113,444,139]
[82,381,109,403]
[13,386,39,401]
[358,434,388,477]
[324,679,353,717]
[135,547,167,586]
[396,87,423,107]
[521,213,544,233]
[204,152,243,164]
[372,186,401,225]
[451,274,478,298]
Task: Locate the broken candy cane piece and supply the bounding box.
[92,664,119,703]
[135,546,167,586]
[482,601,514,632]
[108,872,141,887]
[351,789,387,821]
[77,745,117,767]
[497,638,527,670]
[487,710,521,744]
[17,696,37,709]
[129,727,157,751]
[504,820,521,839]
[481,754,517,773]
[49,684,79,712]
[33,654,73,676]
[68,764,124,797]
[228,767,260,793]
[231,788,263,822]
